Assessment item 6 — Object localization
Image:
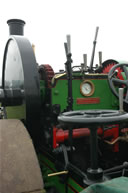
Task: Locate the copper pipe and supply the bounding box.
[104,135,128,145]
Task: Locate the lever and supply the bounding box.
[66,35,71,54]
[48,170,68,177]
[99,51,102,67]
[119,88,124,112]
[83,54,87,71]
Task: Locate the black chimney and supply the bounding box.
[7,19,25,36]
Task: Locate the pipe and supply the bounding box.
[55,127,103,143]
[56,128,91,142]
[53,126,119,152]
[7,19,25,35]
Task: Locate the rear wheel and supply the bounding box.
[0,119,44,193]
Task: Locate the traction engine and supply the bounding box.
[1,20,128,193]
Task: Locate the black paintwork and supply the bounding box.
[2,36,41,143]
[7,19,25,35]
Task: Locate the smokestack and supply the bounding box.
[7,19,25,36]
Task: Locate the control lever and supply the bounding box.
[64,35,71,58]
[81,54,87,72]
[99,51,102,67]
[90,26,99,72]
[64,35,73,111]
[64,42,68,59]
[66,35,71,54]
[83,54,87,71]
[119,88,124,113]
[48,170,68,177]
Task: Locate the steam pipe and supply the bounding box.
[7,19,25,35]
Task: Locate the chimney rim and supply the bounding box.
[7,19,25,25]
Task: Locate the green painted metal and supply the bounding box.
[52,75,118,112]
[38,154,84,193]
[6,104,26,119]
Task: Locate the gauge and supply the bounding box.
[80,80,95,96]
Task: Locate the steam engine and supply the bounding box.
[1,19,128,193]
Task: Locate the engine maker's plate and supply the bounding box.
[2,36,41,130]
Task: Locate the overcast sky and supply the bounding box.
[1,0,128,76]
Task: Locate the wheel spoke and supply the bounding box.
[123,65,128,79]
[108,63,128,104]
[112,78,127,85]
[125,91,128,101]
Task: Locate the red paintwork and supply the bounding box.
[76,98,100,104]
[53,126,119,152]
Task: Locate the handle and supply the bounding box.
[119,88,124,112]
[66,35,71,54]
